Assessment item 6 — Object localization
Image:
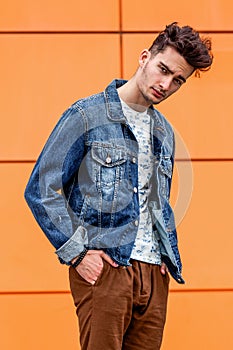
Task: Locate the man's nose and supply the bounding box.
[159,77,172,91]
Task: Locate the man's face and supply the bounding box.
[136,46,194,106]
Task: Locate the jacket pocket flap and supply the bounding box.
[159,157,172,178]
[91,143,127,167]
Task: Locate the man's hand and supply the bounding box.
[74,250,118,285]
[160,262,168,275]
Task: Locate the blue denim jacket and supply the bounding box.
[25,79,184,284]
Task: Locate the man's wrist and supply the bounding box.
[71,248,88,268]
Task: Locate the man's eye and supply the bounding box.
[160,66,167,73]
[175,79,182,86]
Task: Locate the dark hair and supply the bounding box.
[149,22,213,76]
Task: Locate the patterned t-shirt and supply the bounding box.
[120,99,161,265]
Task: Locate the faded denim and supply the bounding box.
[25,79,185,284]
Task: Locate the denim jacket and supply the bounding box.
[25,79,185,284]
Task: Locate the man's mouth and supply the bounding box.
[151,87,165,98]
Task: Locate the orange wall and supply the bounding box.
[0,1,233,349]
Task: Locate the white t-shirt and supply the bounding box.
[120,99,161,265]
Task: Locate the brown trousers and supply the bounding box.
[69,260,169,350]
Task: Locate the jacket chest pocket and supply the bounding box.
[91,143,128,188]
[160,157,172,178]
[158,156,173,199]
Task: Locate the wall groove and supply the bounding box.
[0,30,232,35]
[1,159,233,164]
[1,288,232,295]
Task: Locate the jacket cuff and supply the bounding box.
[55,226,88,264]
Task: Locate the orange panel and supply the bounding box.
[0,294,79,350]
[162,292,233,350]
[1,162,233,291]
[0,34,120,160]
[122,34,233,158]
[1,292,232,350]
[169,161,233,290]
[122,0,233,31]
[0,163,71,292]
[0,0,119,31]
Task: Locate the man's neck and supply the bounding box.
[117,78,149,113]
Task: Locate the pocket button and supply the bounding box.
[106,156,112,164]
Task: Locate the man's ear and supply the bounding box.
[139,49,151,67]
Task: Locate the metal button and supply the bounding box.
[134,220,139,226]
[133,187,138,193]
[132,157,136,163]
[106,156,112,164]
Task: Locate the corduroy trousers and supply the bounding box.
[69,259,169,350]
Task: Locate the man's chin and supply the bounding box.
[151,97,164,105]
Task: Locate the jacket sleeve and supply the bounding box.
[24,105,88,264]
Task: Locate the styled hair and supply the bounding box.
[149,22,213,76]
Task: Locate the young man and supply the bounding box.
[25,23,213,350]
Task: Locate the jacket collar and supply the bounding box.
[104,79,166,135]
[104,79,127,122]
